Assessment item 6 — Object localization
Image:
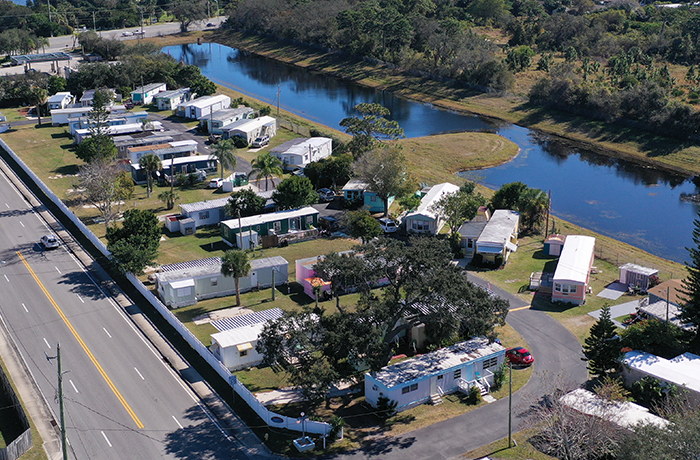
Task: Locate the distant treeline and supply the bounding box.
[226,0,700,139]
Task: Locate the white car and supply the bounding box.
[378,218,397,233]
[121,31,133,36]
[209,178,223,189]
[251,136,270,148]
[40,234,60,249]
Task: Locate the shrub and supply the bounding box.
[466,385,481,404]
[492,361,508,391]
[376,396,398,418]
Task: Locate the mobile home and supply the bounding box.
[130,82,167,105]
[221,116,277,144]
[270,137,332,171]
[552,235,596,305]
[365,337,506,412]
[475,210,520,264]
[404,183,460,235]
[221,207,319,247]
[155,256,289,308]
[155,88,192,111]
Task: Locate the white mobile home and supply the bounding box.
[209,308,285,370]
[270,137,332,171]
[475,210,520,265]
[179,197,232,228]
[47,92,74,110]
[155,88,192,111]
[199,107,255,134]
[73,121,165,143]
[130,82,167,105]
[365,337,506,412]
[552,235,595,305]
[621,351,700,405]
[177,94,231,119]
[404,182,460,235]
[221,116,277,143]
[126,139,198,162]
[80,88,119,107]
[155,256,289,308]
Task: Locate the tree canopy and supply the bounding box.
[339,103,404,157]
[250,152,283,191]
[224,189,266,218]
[221,249,251,307]
[272,176,318,210]
[681,208,700,349]
[210,138,237,180]
[582,304,620,378]
[352,147,413,217]
[490,181,549,233]
[430,182,486,235]
[106,209,160,274]
[343,210,382,244]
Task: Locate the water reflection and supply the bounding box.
[164,42,699,263]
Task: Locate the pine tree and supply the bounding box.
[582,304,619,377]
[680,209,700,348]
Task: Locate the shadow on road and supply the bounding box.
[164,405,237,460]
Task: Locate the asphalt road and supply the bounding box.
[0,169,238,459]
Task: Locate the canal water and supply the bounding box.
[164,42,699,264]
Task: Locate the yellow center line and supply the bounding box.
[17,251,144,429]
[510,305,531,312]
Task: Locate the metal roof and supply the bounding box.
[369,337,505,388]
[221,207,319,230]
[476,210,520,246]
[180,94,230,109]
[211,323,266,347]
[623,351,700,395]
[131,82,166,94]
[619,263,659,277]
[221,116,276,134]
[553,235,596,284]
[640,300,693,331]
[156,256,288,284]
[405,182,460,221]
[180,197,231,214]
[458,221,487,238]
[561,389,669,430]
[270,137,331,156]
[201,107,254,122]
[155,88,190,100]
[211,307,284,332]
[48,92,73,103]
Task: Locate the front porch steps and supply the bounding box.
[430,393,443,405]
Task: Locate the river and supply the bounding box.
[164,42,699,264]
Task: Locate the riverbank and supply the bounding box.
[145,30,700,177]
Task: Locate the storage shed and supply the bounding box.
[221,207,319,247]
[552,235,596,305]
[365,337,506,412]
[155,256,289,308]
[544,234,566,256]
[221,116,277,143]
[619,263,659,292]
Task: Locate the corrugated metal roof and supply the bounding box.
[623,351,700,395]
[180,197,231,214]
[270,137,331,155]
[211,323,266,347]
[553,235,596,284]
[221,116,276,134]
[211,308,284,332]
[477,210,520,246]
[405,183,459,222]
[132,82,166,94]
[156,256,288,283]
[370,337,505,388]
[155,88,190,99]
[221,207,318,230]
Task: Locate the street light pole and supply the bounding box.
[508,361,512,449]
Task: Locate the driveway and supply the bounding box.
[330,271,588,460]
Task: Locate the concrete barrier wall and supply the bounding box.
[0,138,330,436]
[0,366,32,460]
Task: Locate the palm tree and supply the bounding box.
[27,87,48,127]
[158,190,179,210]
[221,249,251,307]
[519,187,550,232]
[210,138,237,180]
[139,153,162,198]
[250,152,283,191]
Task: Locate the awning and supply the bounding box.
[477,246,503,254]
[236,342,253,352]
[506,241,518,252]
[170,279,195,289]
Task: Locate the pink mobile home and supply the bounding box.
[552,235,596,305]
[295,252,389,300]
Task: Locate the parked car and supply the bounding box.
[206,22,216,27]
[317,188,335,202]
[319,216,340,232]
[121,31,133,36]
[40,234,60,249]
[209,178,224,189]
[251,136,270,148]
[506,347,534,366]
[124,101,135,110]
[378,217,397,233]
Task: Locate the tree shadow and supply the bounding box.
[163,404,241,460]
[50,132,71,139]
[199,241,229,253]
[52,164,79,175]
[56,267,106,301]
[529,294,573,313]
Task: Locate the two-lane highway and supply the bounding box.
[0,168,237,458]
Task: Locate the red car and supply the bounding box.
[506,347,534,366]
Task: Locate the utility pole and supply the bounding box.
[276,84,281,117]
[92,11,96,32]
[48,343,68,460]
[508,361,512,449]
